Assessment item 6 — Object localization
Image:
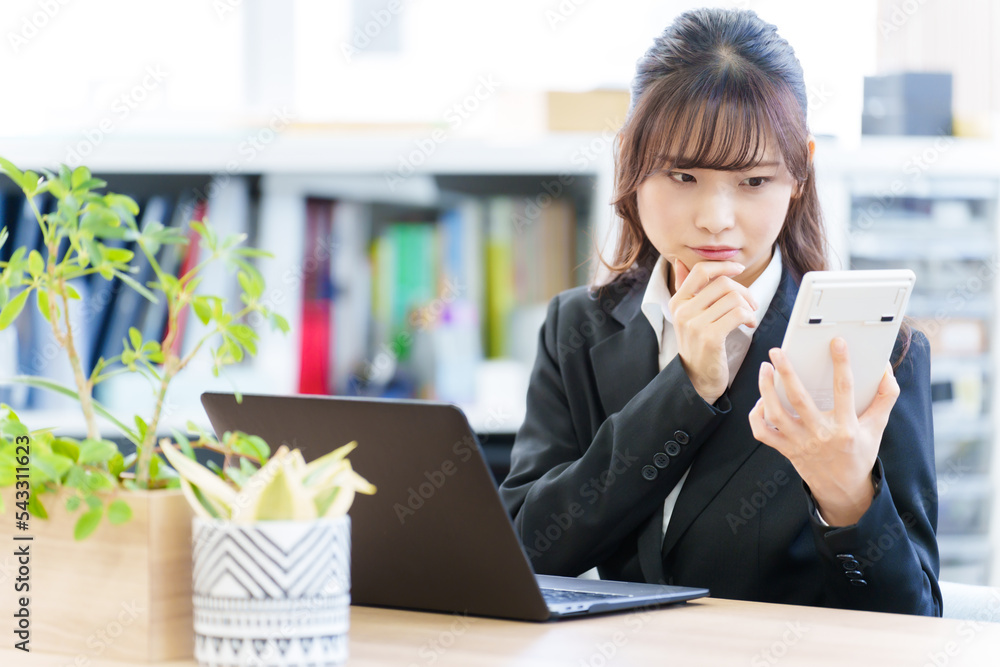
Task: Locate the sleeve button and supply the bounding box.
[673,430,690,445]
[653,452,670,469]
[849,579,868,587]
[845,570,864,580]
[641,465,658,481]
[664,441,681,457]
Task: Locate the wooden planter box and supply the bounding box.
[0,487,194,662]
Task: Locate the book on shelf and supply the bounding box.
[298,197,336,395]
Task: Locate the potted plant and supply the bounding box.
[0,157,288,661]
[159,434,374,667]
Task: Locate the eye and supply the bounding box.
[669,171,695,184]
[742,176,770,188]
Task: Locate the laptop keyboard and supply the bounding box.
[541,588,628,605]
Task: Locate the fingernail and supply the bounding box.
[769,348,781,363]
[833,338,847,353]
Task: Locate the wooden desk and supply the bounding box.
[3,598,999,666]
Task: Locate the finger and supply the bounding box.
[673,258,690,291]
[767,347,821,423]
[830,337,857,425]
[757,360,805,436]
[749,397,787,450]
[687,274,757,311]
[672,260,745,300]
[859,362,900,433]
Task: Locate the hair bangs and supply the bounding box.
[637,69,795,180]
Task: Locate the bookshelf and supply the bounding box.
[0,131,617,437]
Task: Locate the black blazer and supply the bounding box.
[499,259,941,616]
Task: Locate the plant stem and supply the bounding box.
[43,233,99,441]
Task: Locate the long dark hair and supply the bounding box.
[591,7,911,363]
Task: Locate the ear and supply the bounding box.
[790,134,816,200]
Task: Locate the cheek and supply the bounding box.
[748,190,793,238]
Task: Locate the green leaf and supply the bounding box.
[103,247,133,263]
[107,499,132,525]
[64,283,82,300]
[234,247,273,259]
[66,495,81,512]
[74,506,103,540]
[109,453,125,479]
[113,269,158,304]
[36,288,53,323]
[27,493,48,519]
[105,193,140,216]
[271,312,290,334]
[128,327,142,350]
[51,438,81,463]
[75,178,107,192]
[31,450,74,482]
[71,166,91,189]
[81,207,121,235]
[0,289,30,330]
[22,171,41,194]
[232,433,269,461]
[171,430,194,458]
[0,156,25,189]
[78,439,118,465]
[27,250,43,279]
[46,177,68,200]
[192,297,212,325]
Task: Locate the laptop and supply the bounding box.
[200,392,710,621]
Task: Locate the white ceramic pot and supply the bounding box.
[191,515,351,667]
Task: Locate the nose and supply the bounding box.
[694,186,736,235]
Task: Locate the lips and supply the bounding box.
[691,246,740,260]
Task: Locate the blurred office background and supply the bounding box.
[1,0,999,584]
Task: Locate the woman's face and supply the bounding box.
[636,141,798,290]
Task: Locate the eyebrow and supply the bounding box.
[660,155,780,169]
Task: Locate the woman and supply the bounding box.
[499,7,940,616]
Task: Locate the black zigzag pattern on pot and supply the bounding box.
[192,522,350,599]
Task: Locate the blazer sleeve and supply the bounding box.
[803,330,942,616]
[498,291,732,576]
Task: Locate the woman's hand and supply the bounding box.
[669,259,758,404]
[748,338,900,526]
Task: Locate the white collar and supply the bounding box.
[640,247,784,342]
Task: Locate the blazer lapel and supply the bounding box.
[589,276,659,419]
[660,266,798,561]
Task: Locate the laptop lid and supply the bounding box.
[199,392,707,620]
